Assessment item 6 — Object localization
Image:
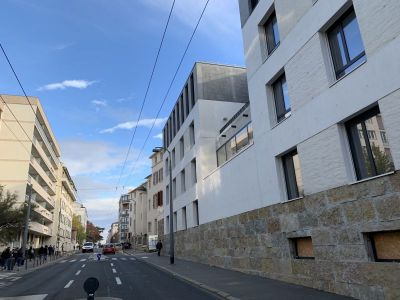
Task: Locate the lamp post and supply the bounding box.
[153,146,174,264]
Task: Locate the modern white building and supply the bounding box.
[161,62,250,233]
[236,0,399,208]
[106,222,119,243]
[72,202,88,233]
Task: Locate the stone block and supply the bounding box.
[298,212,318,228]
[244,221,256,235]
[326,185,356,204]
[280,214,300,232]
[387,173,400,193]
[336,228,363,245]
[336,244,369,261]
[319,206,345,226]
[313,245,338,261]
[303,192,327,214]
[267,218,281,233]
[312,228,337,245]
[343,199,376,224]
[254,219,267,234]
[375,194,400,221]
[287,199,306,213]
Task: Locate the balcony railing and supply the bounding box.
[32,200,53,223]
[32,137,57,180]
[29,176,55,208]
[29,221,52,236]
[30,156,56,192]
[34,120,59,167]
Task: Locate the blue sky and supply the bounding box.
[0,0,245,236]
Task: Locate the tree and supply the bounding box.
[86,221,103,243]
[72,215,85,245]
[0,185,28,244]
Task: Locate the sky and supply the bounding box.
[0,0,245,238]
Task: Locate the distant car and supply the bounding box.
[82,242,94,253]
[102,243,116,255]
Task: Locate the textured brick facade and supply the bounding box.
[160,173,400,300]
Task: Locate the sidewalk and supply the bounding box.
[0,251,76,276]
[125,251,351,300]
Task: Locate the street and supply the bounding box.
[0,251,220,300]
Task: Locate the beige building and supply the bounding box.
[146,151,164,236]
[73,202,88,233]
[0,95,75,250]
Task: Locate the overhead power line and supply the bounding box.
[123,0,210,188]
[115,0,176,191]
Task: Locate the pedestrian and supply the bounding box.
[16,248,23,268]
[39,245,44,264]
[156,240,163,256]
[44,245,48,262]
[1,247,11,270]
[10,248,17,270]
[28,246,34,261]
[48,245,53,260]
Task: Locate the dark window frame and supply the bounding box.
[248,0,259,14]
[327,7,366,79]
[282,149,301,200]
[292,237,315,260]
[264,12,280,55]
[272,73,291,122]
[346,106,393,180]
[369,231,400,263]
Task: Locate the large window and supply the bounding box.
[173,212,177,232]
[193,200,199,226]
[369,230,400,262]
[217,123,254,167]
[282,149,304,200]
[346,107,394,180]
[272,73,291,122]
[191,159,197,184]
[182,207,187,230]
[264,12,280,55]
[327,7,366,79]
[180,137,184,160]
[189,122,195,147]
[181,169,186,193]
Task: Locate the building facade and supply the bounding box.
[158,2,400,299]
[73,202,88,233]
[106,222,119,244]
[0,95,61,248]
[161,62,250,233]
[146,151,164,236]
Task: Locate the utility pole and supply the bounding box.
[22,180,33,270]
[153,147,174,264]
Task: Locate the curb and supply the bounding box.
[124,251,240,300]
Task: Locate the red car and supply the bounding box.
[102,243,116,255]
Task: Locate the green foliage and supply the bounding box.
[86,221,103,243]
[0,185,25,244]
[72,215,85,245]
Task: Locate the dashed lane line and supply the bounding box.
[82,264,86,268]
[64,280,74,288]
[112,268,117,274]
[80,259,87,261]
[115,277,122,285]
[112,258,117,260]
[70,259,77,262]
[110,263,114,266]
[75,270,81,276]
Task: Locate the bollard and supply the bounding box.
[96,253,101,261]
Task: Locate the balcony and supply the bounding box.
[34,120,60,168]
[32,200,53,223]
[31,143,57,182]
[30,156,56,191]
[29,221,52,236]
[30,176,55,208]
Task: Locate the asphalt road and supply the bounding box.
[0,251,220,300]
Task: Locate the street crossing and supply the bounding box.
[0,273,21,289]
[58,256,136,263]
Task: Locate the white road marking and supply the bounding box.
[115,277,122,285]
[80,259,87,261]
[110,263,114,266]
[64,280,74,288]
[10,277,21,281]
[112,258,117,260]
[112,268,117,273]
[82,264,86,268]
[141,256,148,259]
[70,259,77,262]
[0,295,48,300]
[60,260,67,263]
[75,270,81,275]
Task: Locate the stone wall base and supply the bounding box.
[160,173,400,300]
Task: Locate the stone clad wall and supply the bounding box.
[160,173,400,300]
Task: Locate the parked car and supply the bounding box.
[102,244,116,255]
[82,242,94,253]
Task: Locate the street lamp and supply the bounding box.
[153,146,174,264]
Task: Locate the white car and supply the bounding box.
[82,242,94,253]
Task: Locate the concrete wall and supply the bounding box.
[161,172,400,300]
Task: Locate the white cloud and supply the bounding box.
[140,0,240,40]
[52,42,74,51]
[91,100,107,107]
[38,80,96,91]
[153,133,163,139]
[100,117,166,134]
[60,139,126,176]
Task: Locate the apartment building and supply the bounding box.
[146,150,164,236]
[157,2,400,299]
[48,165,77,251]
[161,62,249,233]
[118,192,131,243]
[73,202,88,233]
[0,95,61,248]
[106,222,119,243]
